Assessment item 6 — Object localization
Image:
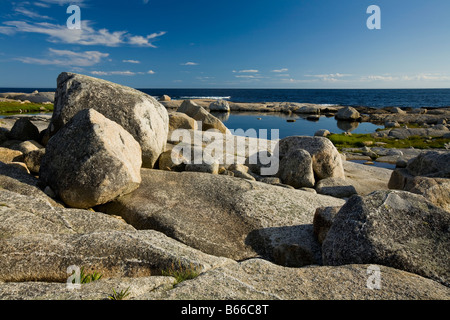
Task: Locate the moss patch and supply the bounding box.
[328,133,450,150]
[0,101,54,115]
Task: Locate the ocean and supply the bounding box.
[2,88,450,109]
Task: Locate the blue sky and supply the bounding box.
[1,0,450,88]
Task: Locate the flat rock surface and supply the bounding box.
[342,160,391,195]
[98,169,344,263]
[143,259,450,300]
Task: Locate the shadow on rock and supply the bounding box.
[245,224,322,267]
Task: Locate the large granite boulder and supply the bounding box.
[7,118,40,141]
[209,100,230,112]
[277,148,315,188]
[405,151,450,178]
[388,151,450,211]
[278,136,345,180]
[177,100,229,134]
[97,169,344,265]
[322,190,450,286]
[50,72,169,168]
[335,107,361,121]
[168,112,198,131]
[40,109,142,209]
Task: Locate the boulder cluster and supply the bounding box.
[0,73,448,300]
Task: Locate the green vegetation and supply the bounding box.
[0,101,53,115]
[108,287,131,300]
[328,133,450,150]
[70,267,103,285]
[162,261,201,285]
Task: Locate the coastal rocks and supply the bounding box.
[277,148,315,188]
[0,189,135,239]
[0,161,63,208]
[159,95,171,101]
[0,229,233,283]
[177,100,229,134]
[39,109,142,209]
[388,127,449,139]
[0,91,55,104]
[322,190,450,286]
[185,161,220,175]
[335,107,360,121]
[209,100,230,112]
[51,72,169,168]
[314,129,331,137]
[149,259,450,300]
[405,151,450,178]
[7,118,40,141]
[342,160,391,195]
[315,177,357,198]
[158,149,187,172]
[97,169,344,265]
[0,147,23,163]
[313,206,341,244]
[278,136,345,180]
[388,151,450,211]
[168,112,198,131]
[0,276,176,300]
[23,148,45,174]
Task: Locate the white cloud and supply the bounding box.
[90,70,156,76]
[233,69,259,73]
[14,7,53,20]
[305,73,352,82]
[181,62,199,66]
[91,70,135,76]
[34,0,86,6]
[123,59,141,64]
[0,20,166,47]
[360,73,450,82]
[128,31,166,48]
[235,75,257,78]
[16,48,109,66]
[272,68,289,73]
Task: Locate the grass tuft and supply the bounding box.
[161,261,201,285]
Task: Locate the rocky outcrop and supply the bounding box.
[0,276,176,300]
[168,112,198,131]
[277,148,315,188]
[145,259,450,300]
[278,136,345,180]
[97,169,344,265]
[322,190,450,286]
[40,109,142,209]
[335,107,360,121]
[7,118,40,141]
[405,151,450,178]
[0,230,233,283]
[388,151,450,211]
[0,91,54,104]
[315,177,357,198]
[177,100,229,134]
[313,206,342,244]
[50,72,169,168]
[209,100,230,112]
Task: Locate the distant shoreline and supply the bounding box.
[1,88,450,109]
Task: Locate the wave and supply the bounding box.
[178,96,231,100]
